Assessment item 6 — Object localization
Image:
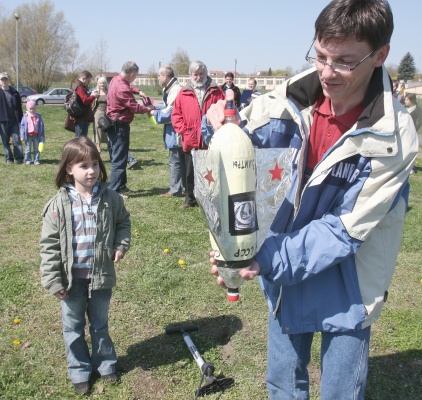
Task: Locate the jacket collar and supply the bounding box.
[163,77,178,94]
[283,65,395,134]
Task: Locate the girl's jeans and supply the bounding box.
[266,312,370,400]
[25,136,40,163]
[61,278,117,384]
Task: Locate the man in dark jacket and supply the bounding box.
[0,72,23,164]
[220,72,241,109]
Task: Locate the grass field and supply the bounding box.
[0,105,421,399]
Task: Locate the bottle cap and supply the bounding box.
[227,288,239,302]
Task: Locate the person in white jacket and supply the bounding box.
[149,65,185,197]
[205,0,419,399]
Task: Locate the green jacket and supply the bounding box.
[40,182,131,295]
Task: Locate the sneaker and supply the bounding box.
[25,161,31,165]
[127,159,139,169]
[34,161,40,165]
[6,160,14,164]
[101,373,119,383]
[73,381,91,395]
[119,185,131,193]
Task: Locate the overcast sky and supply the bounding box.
[6,0,422,75]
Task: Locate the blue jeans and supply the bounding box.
[267,312,370,400]
[61,279,116,384]
[106,121,130,191]
[0,121,23,163]
[25,136,40,163]
[168,147,185,195]
[75,120,90,137]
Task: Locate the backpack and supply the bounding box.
[64,87,84,118]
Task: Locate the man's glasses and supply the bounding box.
[305,40,375,74]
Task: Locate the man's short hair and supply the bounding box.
[121,61,140,75]
[80,70,93,79]
[225,72,234,79]
[189,60,207,75]
[315,0,393,51]
[159,65,175,78]
[248,78,257,85]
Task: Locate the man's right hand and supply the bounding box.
[206,89,235,130]
[209,251,260,288]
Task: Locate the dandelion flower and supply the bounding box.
[163,248,169,254]
[13,340,21,345]
[14,318,21,324]
[178,259,186,265]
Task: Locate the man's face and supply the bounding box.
[225,76,233,86]
[1,77,9,87]
[314,38,388,112]
[80,76,91,86]
[248,80,256,90]
[126,71,138,84]
[157,70,169,87]
[190,68,207,86]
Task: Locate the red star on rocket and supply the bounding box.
[205,169,214,184]
[269,162,284,181]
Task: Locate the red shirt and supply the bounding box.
[106,74,149,123]
[306,95,363,173]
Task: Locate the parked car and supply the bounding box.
[12,86,37,102]
[26,88,71,105]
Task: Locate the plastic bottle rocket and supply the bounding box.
[207,94,257,301]
[38,142,45,152]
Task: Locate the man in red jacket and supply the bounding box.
[172,61,224,209]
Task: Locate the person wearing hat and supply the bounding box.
[0,72,24,164]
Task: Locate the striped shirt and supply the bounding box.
[66,183,99,279]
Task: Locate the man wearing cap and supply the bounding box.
[0,72,23,164]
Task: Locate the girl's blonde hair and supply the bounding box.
[96,76,108,93]
[55,137,107,188]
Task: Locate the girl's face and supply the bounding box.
[27,105,36,114]
[66,156,100,194]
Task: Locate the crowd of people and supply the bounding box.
[0,0,417,397]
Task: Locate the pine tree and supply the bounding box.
[397,52,416,82]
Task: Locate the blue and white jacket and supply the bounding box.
[153,77,182,149]
[205,66,418,334]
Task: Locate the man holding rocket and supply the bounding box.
[204,0,418,398]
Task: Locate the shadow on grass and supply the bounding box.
[365,349,422,400]
[125,187,182,198]
[118,315,242,373]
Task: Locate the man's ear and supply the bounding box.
[373,44,390,67]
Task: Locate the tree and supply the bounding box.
[0,1,79,92]
[170,48,190,76]
[397,52,416,82]
[80,38,110,78]
[268,67,272,76]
